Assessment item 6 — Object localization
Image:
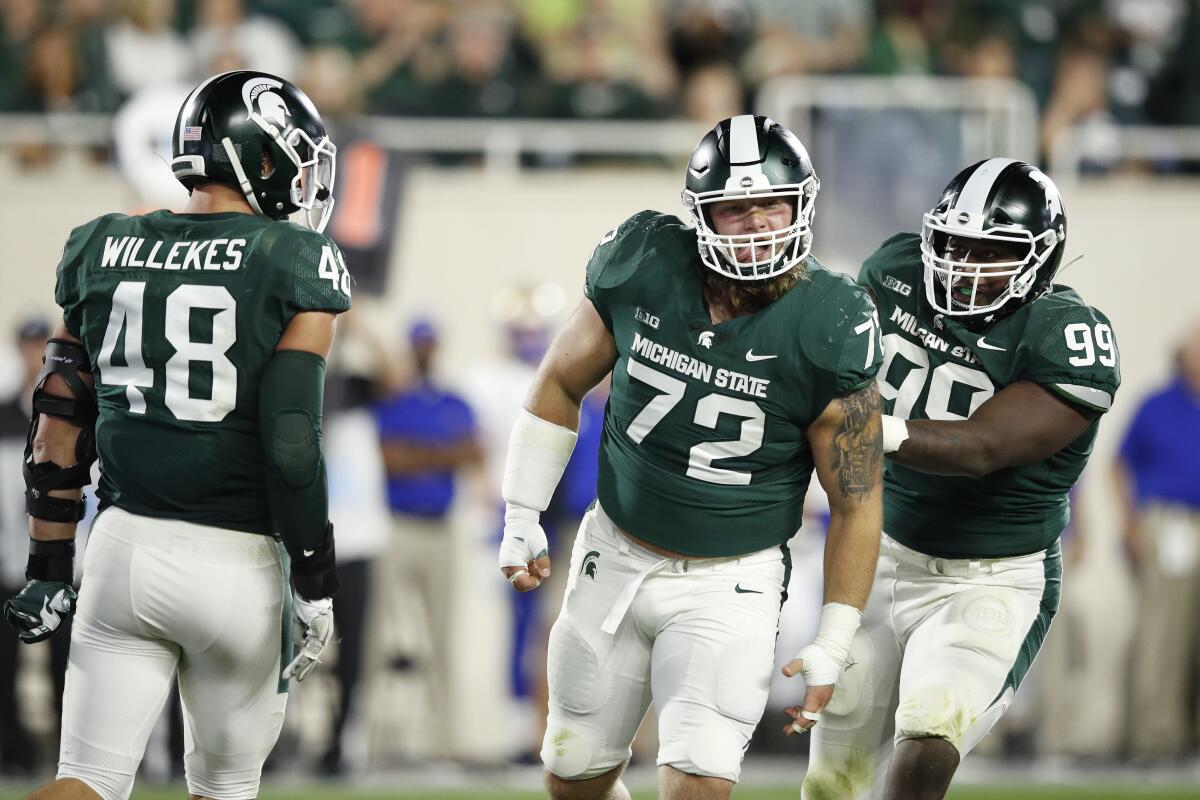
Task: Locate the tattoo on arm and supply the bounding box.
[831,383,882,500]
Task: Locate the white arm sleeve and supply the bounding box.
[501,409,579,512]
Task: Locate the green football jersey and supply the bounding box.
[860,233,1120,558]
[55,210,352,534]
[586,210,882,557]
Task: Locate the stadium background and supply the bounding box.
[1,0,1198,798]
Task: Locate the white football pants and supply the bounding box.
[805,533,1061,800]
[58,507,289,800]
[541,502,789,784]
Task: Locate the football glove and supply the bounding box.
[283,593,334,682]
[4,580,77,644]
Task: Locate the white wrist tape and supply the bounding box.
[881,414,909,454]
[792,602,863,686]
[501,409,578,513]
[498,503,550,571]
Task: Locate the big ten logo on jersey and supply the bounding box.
[318,245,352,297]
[634,306,660,330]
[100,236,245,272]
[883,275,912,296]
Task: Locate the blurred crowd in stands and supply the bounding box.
[4,0,1200,159]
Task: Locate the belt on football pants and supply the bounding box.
[601,557,671,635]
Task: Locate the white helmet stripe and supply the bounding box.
[954,157,1019,215]
[726,115,768,188]
[176,71,227,152]
[728,115,762,164]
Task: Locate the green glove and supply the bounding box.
[4,580,77,644]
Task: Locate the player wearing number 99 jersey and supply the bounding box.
[496,116,885,800]
[803,159,1120,800]
[3,71,348,800]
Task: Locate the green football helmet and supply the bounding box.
[681,115,819,281]
[922,158,1067,323]
[170,70,336,232]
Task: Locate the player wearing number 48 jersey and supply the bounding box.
[497,115,884,800]
[4,71,349,800]
[802,159,1120,800]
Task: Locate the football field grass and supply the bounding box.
[2,787,1197,799]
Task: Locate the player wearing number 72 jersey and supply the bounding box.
[802,159,1120,800]
[497,115,884,800]
[3,71,349,800]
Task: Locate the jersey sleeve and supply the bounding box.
[832,287,884,394]
[54,217,108,335]
[584,209,675,332]
[284,228,353,316]
[1022,303,1121,414]
[857,232,920,303]
[807,279,884,414]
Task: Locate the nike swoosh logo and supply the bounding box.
[976,337,1006,351]
[745,350,777,362]
[734,584,763,594]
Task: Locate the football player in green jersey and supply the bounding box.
[3,71,349,800]
[803,159,1120,800]
[497,115,885,800]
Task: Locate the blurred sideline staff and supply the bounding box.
[1115,322,1200,761]
[374,318,481,760]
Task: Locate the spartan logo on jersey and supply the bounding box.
[581,551,600,579]
[697,331,715,348]
[242,77,290,129]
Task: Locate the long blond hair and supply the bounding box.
[701,260,809,316]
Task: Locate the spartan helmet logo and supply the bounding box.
[697,331,715,349]
[581,551,600,579]
[242,77,291,129]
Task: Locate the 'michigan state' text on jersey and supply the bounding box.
[56,210,352,534]
[586,210,882,557]
[860,233,1120,559]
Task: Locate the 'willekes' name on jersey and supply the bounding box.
[631,331,770,399]
[99,236,245,272]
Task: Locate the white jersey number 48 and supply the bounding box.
[98,280,238,422]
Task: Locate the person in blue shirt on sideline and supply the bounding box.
[373,319,481,760]
[1115,322,1200,761]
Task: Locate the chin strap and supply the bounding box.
[1056,253,1084,275]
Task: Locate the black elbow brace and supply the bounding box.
[25,339,97,523]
